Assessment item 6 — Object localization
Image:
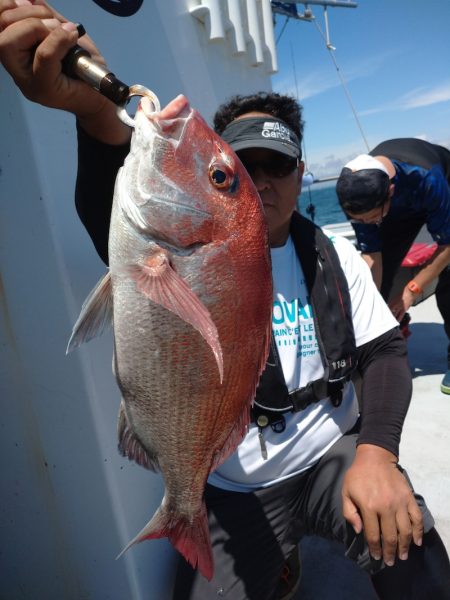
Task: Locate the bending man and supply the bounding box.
[336,140,450,394]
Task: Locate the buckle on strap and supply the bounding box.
[289,382,317,412]
[288,379,345,412]
[329,383,344,407]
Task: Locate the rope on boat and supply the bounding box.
[313,8,370,151]
[276,15,291,44]
[289,41,316,220]
[274,4,370,154]
[273,3,370,220]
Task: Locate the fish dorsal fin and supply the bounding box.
[117,401,159,471]
[131,251,224,382]
[66,272,113,353]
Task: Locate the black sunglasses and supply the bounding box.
[237,153,299,179]
[348,197,389,225]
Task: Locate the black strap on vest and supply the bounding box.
[253,212,357,417]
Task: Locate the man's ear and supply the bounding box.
[297,161,305,194]
[388,182,395,198]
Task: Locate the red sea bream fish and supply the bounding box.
[68,94,272,579]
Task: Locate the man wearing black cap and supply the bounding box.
[2,9,450,599]
[336,139,450,395]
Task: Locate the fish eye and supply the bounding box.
[209,162,235,190]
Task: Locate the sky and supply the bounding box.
[271,0,450,179]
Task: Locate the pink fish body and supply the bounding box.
[68,94,272,579]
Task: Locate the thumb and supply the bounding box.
[343,495,363,534]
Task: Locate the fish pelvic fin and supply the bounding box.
[67,272,113,353]
[117,400,160,471]
[131,251,223,382]
[117,500,213,581]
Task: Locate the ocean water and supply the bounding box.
[297,181,348,227]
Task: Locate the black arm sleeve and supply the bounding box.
[75,122,131,265]
[356,326,412,458]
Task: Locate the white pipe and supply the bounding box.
[190,0,226,43]
[261,0,278,72]
[323,6,336,49]
[227,0,246,54]
[246,0,264,65]
[207,0,226,41]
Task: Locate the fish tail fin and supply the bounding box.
[117,500,213,580]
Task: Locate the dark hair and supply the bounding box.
[336,167,390,214]
[213,91,304,142]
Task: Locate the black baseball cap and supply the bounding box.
[336,154,391,214]
[221,117,301,159]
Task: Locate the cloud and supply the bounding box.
[307,130,450,180]
[307,150,362,180]
[358,81,450,116]
[274,70,336,100]
[412,134,450,147]
[402,83,450,108]
[274,50,395,100]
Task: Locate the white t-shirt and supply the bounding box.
[208,230,398,492]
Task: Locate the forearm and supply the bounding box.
[356,328,412,457]
[75,123,130,264]
[389,245,450,318]
[354,443,397,464]
[77,96,131,145]
[409,244,450,291]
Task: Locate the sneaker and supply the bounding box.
[277,545,302,600]
[441,370,450,394]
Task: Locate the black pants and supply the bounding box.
[172,429,450,600]
[378,214,450,367]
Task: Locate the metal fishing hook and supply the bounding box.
[116,86,161,128]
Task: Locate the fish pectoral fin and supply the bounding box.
[131,252,224,382]
[66,272,113,353]
[117,401,159,471]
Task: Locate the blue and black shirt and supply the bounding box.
[352,138,450,253]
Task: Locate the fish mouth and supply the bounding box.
[142,94,192,146]
[157,94,191,120]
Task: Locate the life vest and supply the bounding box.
[253,212,357,428]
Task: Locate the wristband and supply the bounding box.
[407,280,423,295]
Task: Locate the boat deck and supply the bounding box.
[294,293,450,598]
